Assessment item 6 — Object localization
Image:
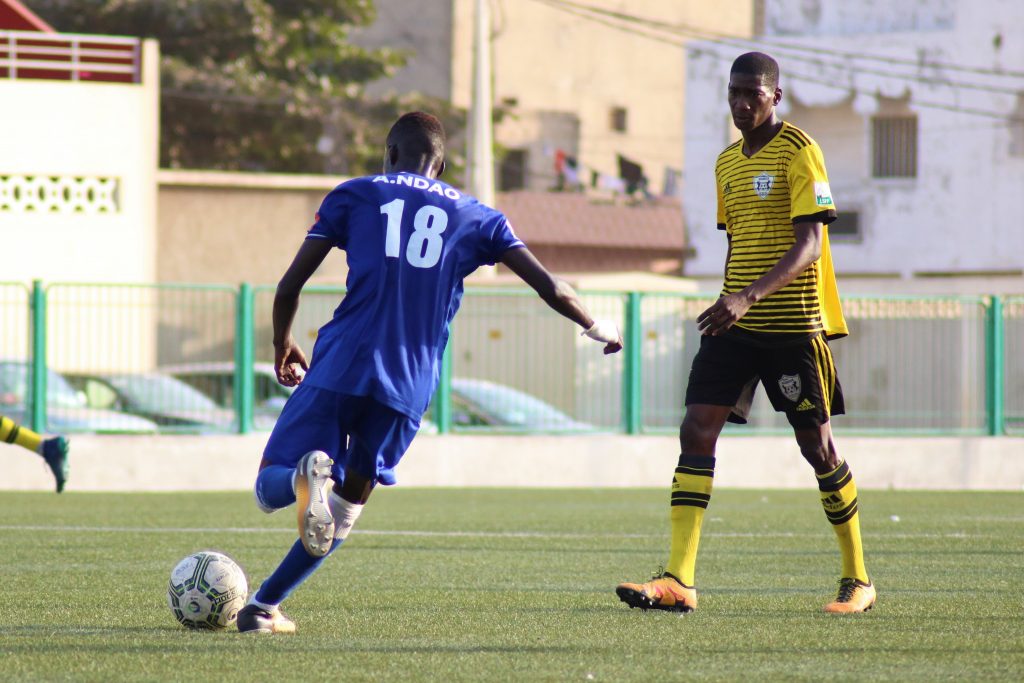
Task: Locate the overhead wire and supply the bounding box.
[530,0,1024,123]
[539,0,1024,80]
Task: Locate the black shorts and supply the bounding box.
[684,331,845,429]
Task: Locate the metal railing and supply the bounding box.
[1004,295,1024,435]
[2,281,1019,436]
[0,30,141,83]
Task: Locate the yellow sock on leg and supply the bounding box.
[665,454,715,586]
[0,416,43,454]
[816,460,869,584]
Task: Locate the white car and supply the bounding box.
[159,362,291,430]
[161,362,439,433]
[162,363,587,433]
[0,360,159,434]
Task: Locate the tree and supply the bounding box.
[31,0,464,175]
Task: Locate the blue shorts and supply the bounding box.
[262,383,421,486]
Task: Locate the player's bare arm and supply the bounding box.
[272,238,335,385]
[501,246,623,354]
[698,221,823,336]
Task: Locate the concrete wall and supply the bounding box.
[156,170,349,286]
[349,0,454,100]
[0,39,159,284]
[6,434,1023,492]
[764,0,956,35]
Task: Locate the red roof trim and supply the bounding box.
[1,0,55,32]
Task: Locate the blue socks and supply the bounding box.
[254,538,343,606]
[252,464,344,607]
[255,464,297,510]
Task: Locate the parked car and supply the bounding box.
[443,378,595,432]
[164,362,588,432]
[0,360,158,434]
[164,360,483,436]
[64,372,236,433]
[160,361,293,430]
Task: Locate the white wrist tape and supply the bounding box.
[581,319,620,344]
[329,491,364,541]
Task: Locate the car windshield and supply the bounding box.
[452,379,579,428]
[106,374,222,413]
[0,363,86,408]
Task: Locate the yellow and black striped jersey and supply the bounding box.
[715,121,848,339]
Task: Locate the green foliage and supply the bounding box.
[1,489,1022,681]
[30,0,464,174]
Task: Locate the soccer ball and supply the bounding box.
[167,551,248,630]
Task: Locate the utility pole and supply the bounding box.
[468,0,494,208]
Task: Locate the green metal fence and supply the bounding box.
[40,282,237,434]
[1005,295,1024,435]
[0,283,31,429]
[7,281,1021,436]
[634,293,991,435]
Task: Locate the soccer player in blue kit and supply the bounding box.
[236,112,623,633]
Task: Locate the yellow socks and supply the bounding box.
[0,416,43,454]
[816,460,869,584]
[666,454,715,586]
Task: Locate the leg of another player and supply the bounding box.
[616,404,730,612]
[794,423,875,612]
[0,415,70,493]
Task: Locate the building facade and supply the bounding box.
[0,18,160,284]
[353,0,756,194]
[682,0,1024,282]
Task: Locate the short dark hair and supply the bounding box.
[730,52,780,89]
[386,112,446,161]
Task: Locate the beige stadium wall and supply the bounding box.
[6,434,1024,492]
[156,171,348,286]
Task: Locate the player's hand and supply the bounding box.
[602,339,623,354]
[697,293,753,336]
[274,336,309,387]
[582,320,623,354]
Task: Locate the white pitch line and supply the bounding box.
[0,524,995,540]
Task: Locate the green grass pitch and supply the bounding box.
[1,488,1022,682]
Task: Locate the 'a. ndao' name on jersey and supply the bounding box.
[372,174,461,200]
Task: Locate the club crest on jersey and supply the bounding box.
[778,374,801,402]
[753,172,774,199]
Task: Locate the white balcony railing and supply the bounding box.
[0,30,141,83]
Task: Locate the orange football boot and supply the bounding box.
[616,573,697,613]
[824,578,877,613]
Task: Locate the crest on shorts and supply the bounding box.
[778,374,802,402]
[753,172,774,199]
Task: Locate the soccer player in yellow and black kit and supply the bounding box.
[617,52,875,614]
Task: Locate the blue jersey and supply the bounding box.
[301,172,525,419]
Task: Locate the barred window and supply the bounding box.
[871,116,917,178]
[829,209,861,242]
[499,149,528,191]
[610,106,628,133]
